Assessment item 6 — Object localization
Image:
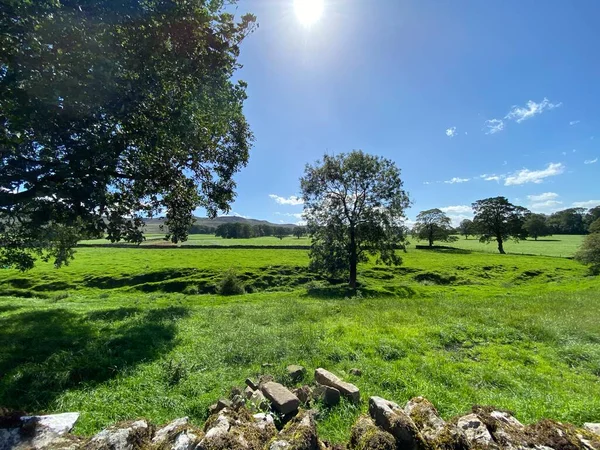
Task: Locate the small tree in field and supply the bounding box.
[274,227,288,240]
[412,209,458,247]
[293,226,307,239]
[458,219,474,239]
[575,233,600,273]
[472,197,529,254]
[300,151,410,290]
[523,213,551,240]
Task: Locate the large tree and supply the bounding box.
[472,197,529,254]
[548,208,587,234]
[0,0,256,270]
[412,209,457,247]
[523,213,551,240]
[458,219,474,239]
[300,151,410,289]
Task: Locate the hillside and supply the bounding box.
[143,216,297,234]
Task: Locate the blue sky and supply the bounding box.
[196,0,600,225]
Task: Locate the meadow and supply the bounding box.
[1,244,599,444]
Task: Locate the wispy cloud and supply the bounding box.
[504,162,565,186]
[484,119,504,134]
[569,120,580,126]
[223,211,249,218]
[505,98,562,123]
[268,194,304,206]
[480,173,503,182]
[529,200,563,213]
[444,177,470,184]
[584,158,598,165]
[445,127,457,138]
[440,205,472,214]
[572,200,600,209]
[275,212,304,219]
[423,181,431,185]
[527,192,559,202]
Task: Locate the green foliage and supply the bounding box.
[217,269,246,296]
[412,209,458,247]
[301,151,410,288]
[588,218,600,234]
[523,213,551,240]
[473,197,529,254]
[0,0,257,270]
[458,219,474,239]
[548,208,587,235]
[293,226,307,239]
[575,233,600,270]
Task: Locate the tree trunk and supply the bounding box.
[497,237,505,254]
[349,226,357,290]
[428,237,433,247]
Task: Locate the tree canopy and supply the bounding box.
[300,151,410,289]
[472,197,529,254]
[0,0,256,270]
[412,209,457,247]
[458,219,474,239]
[523,213,551,240]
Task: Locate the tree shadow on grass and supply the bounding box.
[0,306,188,413]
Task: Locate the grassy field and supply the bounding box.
[1,246,599,443]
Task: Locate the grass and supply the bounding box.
[0,246,599,444]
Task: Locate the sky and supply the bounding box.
[196,0,600,226]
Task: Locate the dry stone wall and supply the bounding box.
[1,367,599,450]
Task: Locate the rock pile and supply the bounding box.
[2,366,599,450]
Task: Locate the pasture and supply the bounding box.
[1,245,599,444]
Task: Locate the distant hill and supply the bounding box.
[143,216,297,234]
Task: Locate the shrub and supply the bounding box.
[217,269,245,296]
[575,233,600,272]
[183,285,199,295]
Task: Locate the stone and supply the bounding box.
[314,368,360,404]
[293,385,313,405]
[585,423,600,436]
[244,386,254,399]
[312,384,341,407]
[274,410,319,450]
[152,416,201,450]
[245,378,258,391]
[404,397,445,442]
[456,413,498,449]
[153,417,189,444]
[349,415,395,450]
[368,396,427,450]
[203,414,230,441]
[21,412,80,436]
[231,394,245,410]
[216,399,232,412]
[88,419,152,450]
[349,368,362,376]
[253,413,275,431]
[248,389,269,412]
[260,382,300,415]
[286,365,306,381]
[0,412,82,450]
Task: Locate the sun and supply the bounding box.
[294,0,324,26]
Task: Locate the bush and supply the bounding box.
[183,285,199,295]
[217,269,245,296]
[575,233,600,271]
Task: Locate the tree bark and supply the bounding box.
[497,237,505,254]
[349,226,357,290]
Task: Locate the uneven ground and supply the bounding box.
[0,246,599,444]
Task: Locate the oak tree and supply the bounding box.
[412,209,457,247]
[472,197,529,254]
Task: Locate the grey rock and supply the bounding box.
[274,410,319,450]
[248,389,268,412]
[585,423,600,436]
[293,385,313,405]
[244,386,254,399]
[314,368,360,404]
[152,417,200,450]
[0,428,21,450]
[21,412,80,436]
[404,397,445,441]
[286,365,306,381]
[0,412,81,450]
[171,431,199,450]
[245,378,258,391]
[216,399,231,412]
[368,396,427,450]
[88,419,151,450]
[203,414,230,441]
[260,382,300,415]
[231,394,245,410]
[349,415,395,450]
[253,413,275,431]
[270,440,291,450]
[312,384,340,407]
[457,413,498,449]
[153,417,189,444]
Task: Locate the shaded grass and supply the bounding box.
[0,247,599,444]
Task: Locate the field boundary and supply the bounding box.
[77,243,312,250]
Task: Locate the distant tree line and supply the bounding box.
[212,223,306,240]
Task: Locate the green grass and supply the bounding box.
[79,234,311,247]
[0,246,599,444]
[415,234,584,258]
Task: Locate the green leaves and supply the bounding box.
[0,0,256,269]
[472,197,529,254]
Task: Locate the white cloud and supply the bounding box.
[504,162,565,186]
[569,120,580,126]
[268,194,304,206]
[222,211,249,218]
[480,173,503,182]
[505,98,562,123]
[485,119,504,134]
[572,200,600,209]
[423,181,431,185]
[440,205,472,214]
[527,192,559,202]
[446,127,457,138]
[444,177,470,184]
[584,158,598,164]
[275,212,304,219]
[529,200,563,213]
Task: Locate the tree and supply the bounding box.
[547,208,586,234]
[585,206,600,231]
[412,209,457,247]
[458,219,474,239]
[273,227,288,240]
[300,151,410,289]
[293,226,307,239]
[589,218,600,234]
[575,233,600,272]
[0,0,257,270]
[523,213,551,240]
[472,197,529,254]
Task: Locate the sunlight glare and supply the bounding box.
[294,0,324,26]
